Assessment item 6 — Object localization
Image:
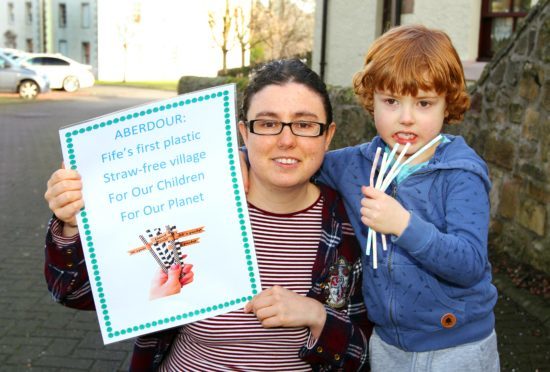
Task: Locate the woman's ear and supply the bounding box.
[238,121,249,146]
[324,122,336,151]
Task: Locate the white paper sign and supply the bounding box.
[59,84,260,344]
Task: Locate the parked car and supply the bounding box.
[19,53,95,92]
[0,47,28,61]
[0,51,50,99]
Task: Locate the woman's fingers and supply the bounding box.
[46,169,81,191]
[45,169,84,223]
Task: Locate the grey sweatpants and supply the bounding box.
[369,328,500,372]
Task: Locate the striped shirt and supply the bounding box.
[44,184,371,370]
[159,196,324,371]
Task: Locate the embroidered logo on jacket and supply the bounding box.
[324,257,351,309]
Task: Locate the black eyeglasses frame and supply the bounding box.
[245,119,327,137]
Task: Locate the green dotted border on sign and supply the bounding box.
[63,87,257,339]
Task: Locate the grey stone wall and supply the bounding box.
[327,0,550,274]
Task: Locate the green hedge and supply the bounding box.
[177,76,248,95]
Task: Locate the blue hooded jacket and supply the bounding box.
[317,134,498,352]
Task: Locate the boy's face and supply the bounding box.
[373,89,447,165]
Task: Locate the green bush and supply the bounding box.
[177,76,248,95]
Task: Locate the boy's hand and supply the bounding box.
[360,186,410,237]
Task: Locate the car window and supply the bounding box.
[26,57,44,65]
[27,57,70,66]
[44,57,69,66]
[0,57,6,69]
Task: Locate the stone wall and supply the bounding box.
[328,0,550,274]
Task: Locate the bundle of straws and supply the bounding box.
[365,134,443,269]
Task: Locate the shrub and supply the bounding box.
[177,76,248,95]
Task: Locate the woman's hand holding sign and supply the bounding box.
[44,165,84,236]
[244,285,327,339]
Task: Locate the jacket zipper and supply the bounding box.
[388,166,434,348]
[388,183,402,348]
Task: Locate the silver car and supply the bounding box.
[19,53,95,92]
[0,51,50,99]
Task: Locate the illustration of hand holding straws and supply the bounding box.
[128,225,204,300]
[364,135,442,269]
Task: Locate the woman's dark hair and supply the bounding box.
[241,58,333,124]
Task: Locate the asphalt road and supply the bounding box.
[0,86,174,371]
[0,86,549,371]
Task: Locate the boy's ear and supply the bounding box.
[324,122,337,151]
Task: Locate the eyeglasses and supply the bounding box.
[246,119,326,137]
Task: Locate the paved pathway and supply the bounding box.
[0,87,173,371]
[0,86,548,371]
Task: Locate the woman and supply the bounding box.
[44,59,371,371]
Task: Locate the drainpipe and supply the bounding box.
[319,0,329,82]
[395,0,402,26]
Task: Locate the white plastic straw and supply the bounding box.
[365,136,442,268]
[366,228,374,256]
[373,231,378,269]
[380,135,443,192]
[365,147,381,256]
[371,144,408,265]
[380,143,411,191]
[370,147,382,187]
[375,152,389,189]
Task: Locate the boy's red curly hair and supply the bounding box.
[353,24,470,124]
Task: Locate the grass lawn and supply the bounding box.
[0,95,26,104]
[96,81,177,91]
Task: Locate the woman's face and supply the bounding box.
[239,82,335,192]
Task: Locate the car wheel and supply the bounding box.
[18,80,39,99]
[63,76,80,92]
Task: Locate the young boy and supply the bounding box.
[317,24,500,370]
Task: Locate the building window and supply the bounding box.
[382,0,413,33]
[59,40,68,55]
[478,0,532,60]
[3,30,17,48]
[401,0,415,14]
[25,2,33,24]
[59,3,67,28]
[81,3,90,29]
[8,2,15,24]
[26,38,33,52]
[82,42,90,64]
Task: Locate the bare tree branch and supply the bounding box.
[208,0,234,73]
[250,0,314,62]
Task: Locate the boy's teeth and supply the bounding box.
[397,133,415,139]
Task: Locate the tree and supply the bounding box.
[208,0,315,72]
[234,5,249,68]
[117,3,142,82]
[250,0,314,62]
[208,0,234,74]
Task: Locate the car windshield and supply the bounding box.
[0,52,22,67]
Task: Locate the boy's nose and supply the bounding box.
[399,106,414,125]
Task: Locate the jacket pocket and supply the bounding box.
[394,266,466,332]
